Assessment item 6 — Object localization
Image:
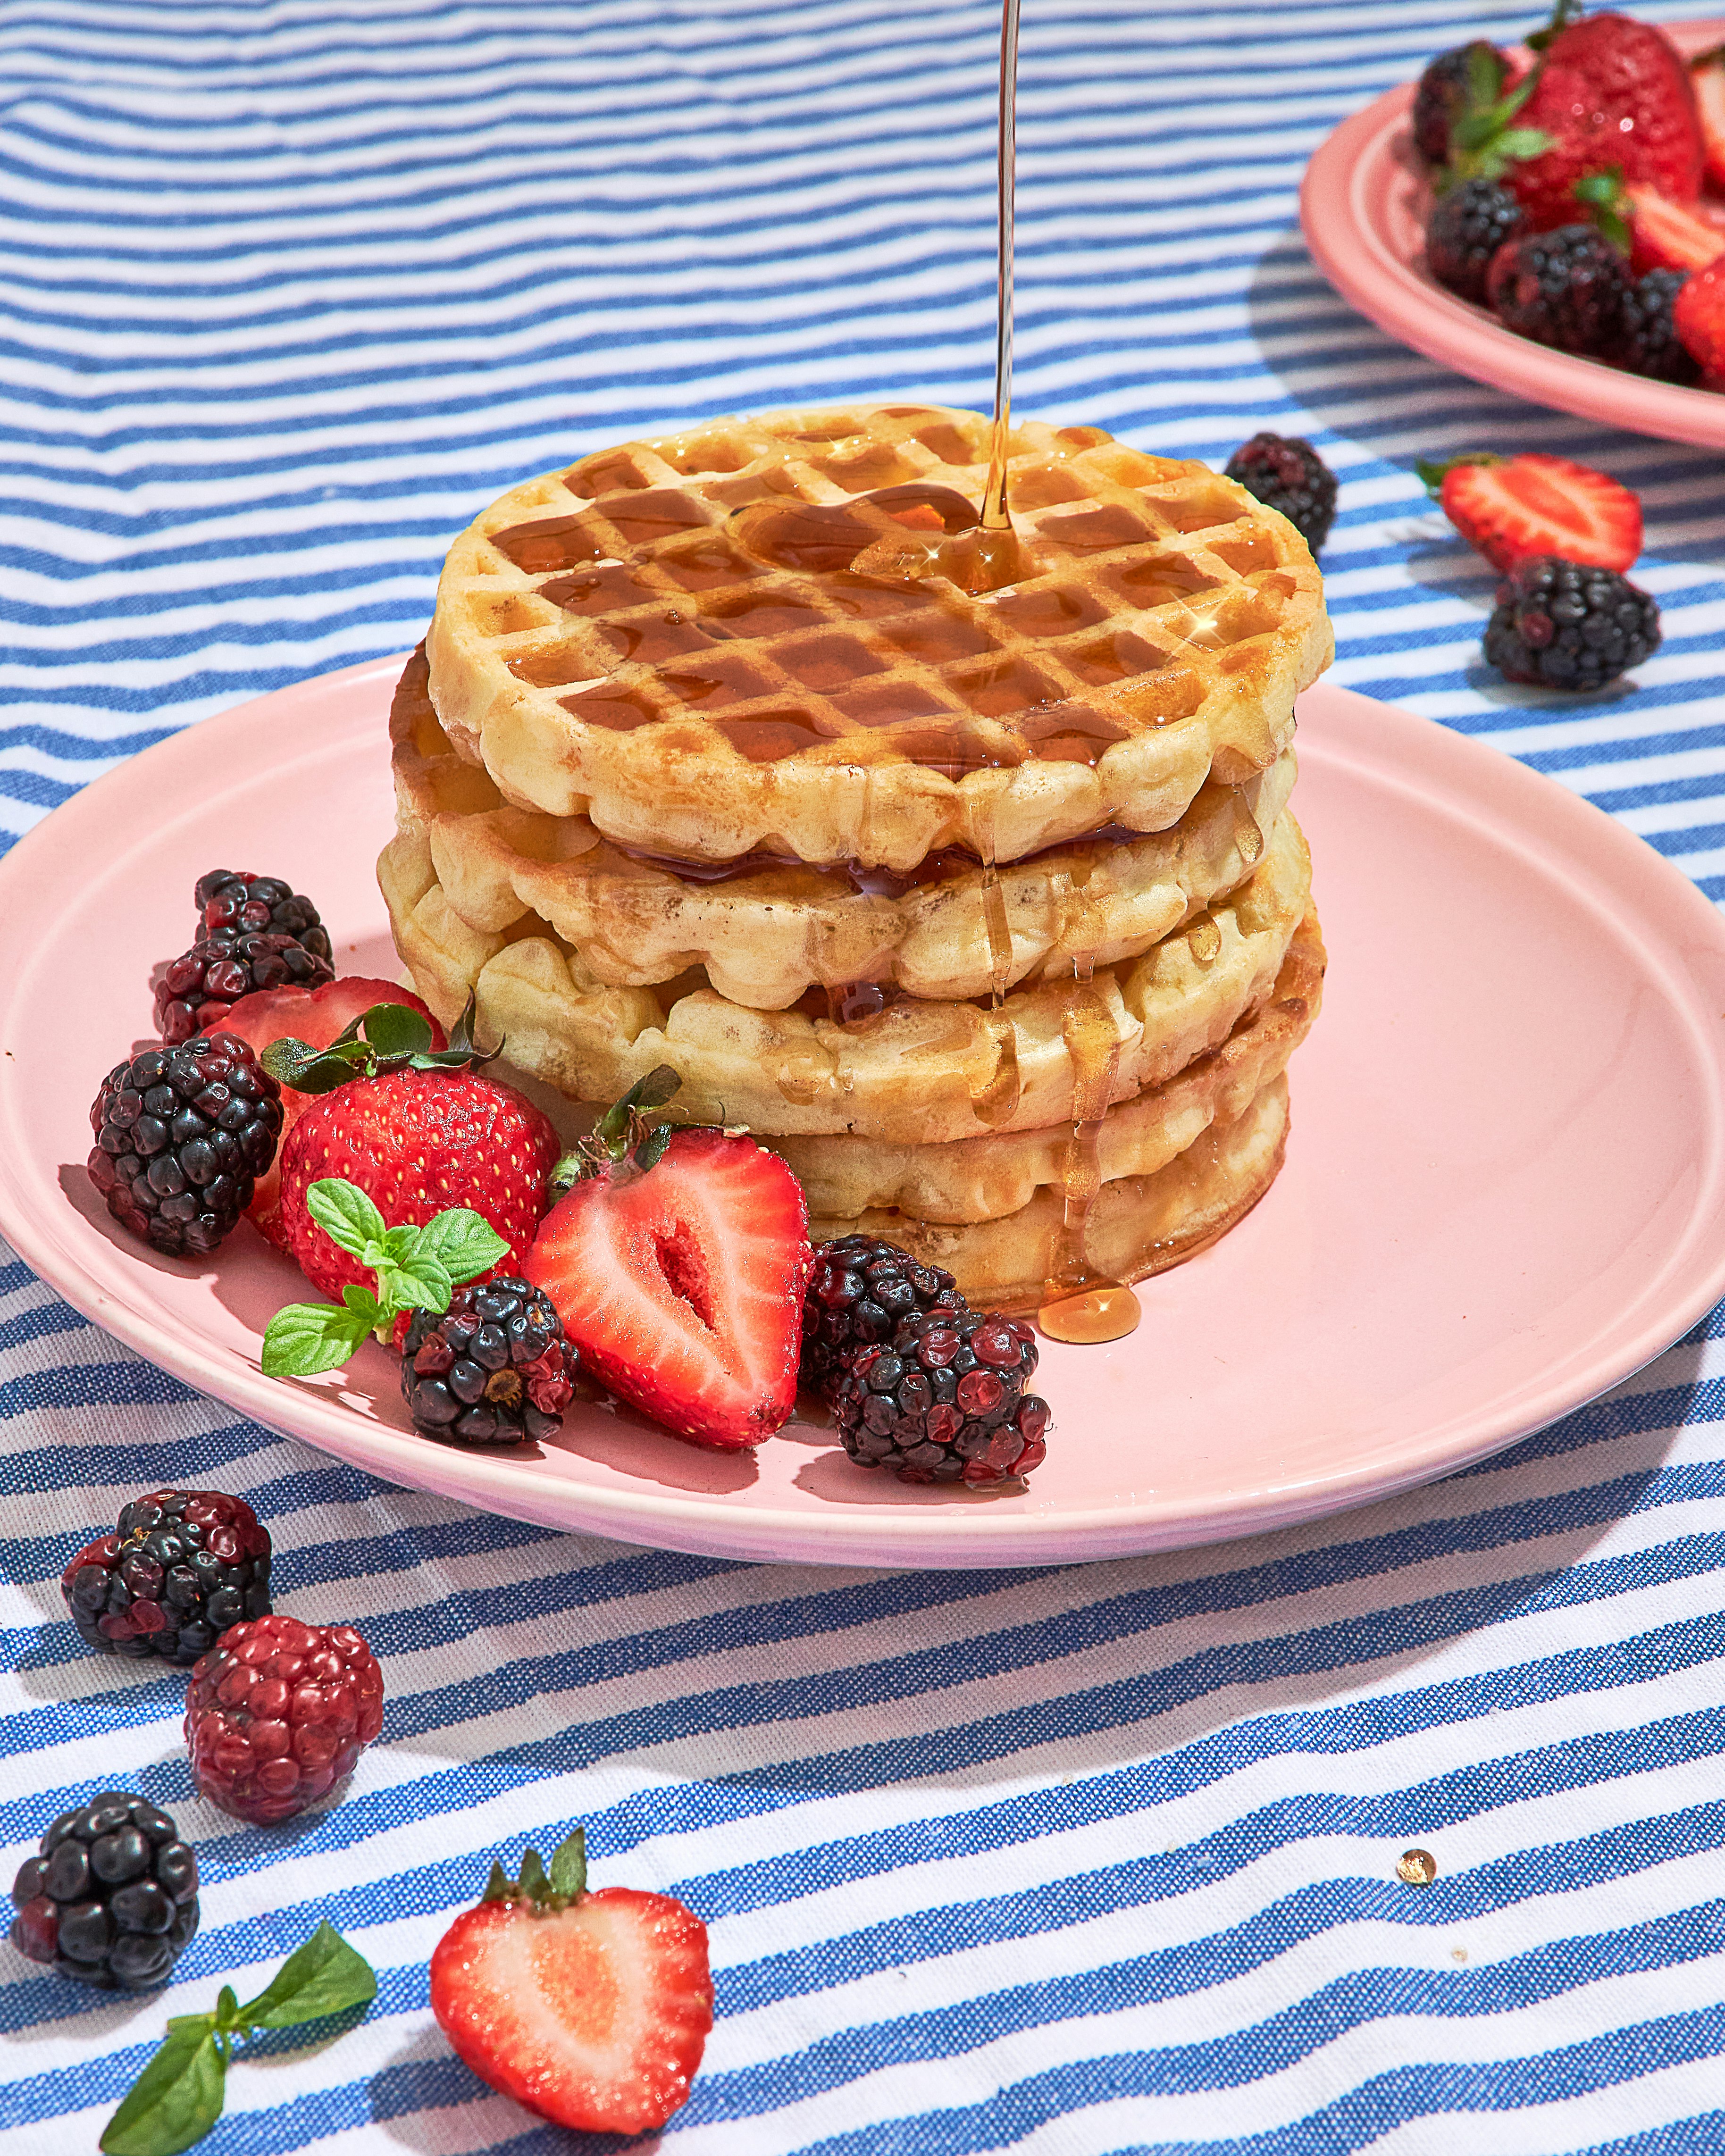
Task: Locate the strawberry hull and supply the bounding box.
[526,1128,812,1451]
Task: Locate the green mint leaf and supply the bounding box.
[340,1284,383,1323]
[1493,125,1551,160]
[100,2022,226,2156]
[548,1825,588,1899]
[414,1207,510,1287]
[237,1922,378,2031]
[307,1178,387,1258]
[261,1300,375,1378]
[360,1002,434,1059]
[373,1253,454,1317]
[379,1225,420,1262]
[212,1987,240,2032]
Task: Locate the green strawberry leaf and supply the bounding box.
[413,1208,510,1286]
[517,1848,550,1902]
[307,1179,387,1258]
[237,1922,378,2031]
[99,2021,226,2156]
[261,1298,376,1378]
[633,1123,674,1174]
[359,1003,434,1059]
[598,1063,682,1150]
[548,1825,588,1899]
[258,1036,318,1086]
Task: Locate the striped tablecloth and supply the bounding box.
[7,2,1725,2148]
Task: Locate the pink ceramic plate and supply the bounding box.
[1301,19,1725,449]
[3,657,1725,1568]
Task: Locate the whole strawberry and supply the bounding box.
[266,999,558,1306]
[429,1827,712,2136]
[185,1612,384,1824]
[525,1069,811,1451]
[1486,14,1703,231]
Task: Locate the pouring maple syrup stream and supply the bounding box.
[984,0,1140,1347]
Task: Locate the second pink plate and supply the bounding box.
[1301,20,1725,449]
[2,657,1725,1568]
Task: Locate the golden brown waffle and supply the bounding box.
[768,911,1321,1222]
[811,1075,1291,1311]
[377,810,1310,1145]
[426,402,1331,870]
[392,647,1298,1011]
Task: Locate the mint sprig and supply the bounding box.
[261,1178,509,1378]
[100,1925,376,2156]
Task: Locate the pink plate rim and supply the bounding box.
[4,656,1725,1567]
[1300,19,1725,450]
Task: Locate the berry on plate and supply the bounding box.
[62,1488,271,1664]
[429,1826,712,2136]
[525,1069,812,1450]
[1413,42,1508,171]
[1691,44,1725,194]
[212,976,444,1247]
[1675,258,1725,373]
[88,1034,284,1258]
[184,1612,384,1824]
[193,869,331,964]
[10,1791,199,1990]
[800,1235,967,1398]
[1415,451,1641,575]
[1425,178,1526,304]
[1482,10,1704,229]
[1484,222,1628,355]
[1618,266,1702,383]
[266,998,559,1306]
[830,1307,1051,1486]
[401,1277,578,1445]
[1482,555,1661,692]
[156,932,335,1046]
[1221,433,1338,552]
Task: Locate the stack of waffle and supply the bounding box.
[379,403,1331,1312]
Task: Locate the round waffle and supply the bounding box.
[768,910,1321,1221]
[426,402,1331,871]
[808,1074,1292,1312]
[377,808,1311,1144]
[391,646,1298,1011]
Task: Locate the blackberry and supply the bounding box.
[155,929,334,1045]
[1617,268,1702,385]
[61,1487,272,1663]
[831,1307,1051,1486]
[1486,225,1627,356]
[1412,41,1504,169]
[800,1235,968,1396]
[1223,433,1338,553]
[401,1277,578,1444]
[87,1033,283,1257]
[193,869,332,963]
[1425,179,1525,306]
[10,1792,199,1990]
[1483,555,1661,693]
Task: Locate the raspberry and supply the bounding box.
[799,1235,968,1397]
[62,1487,272,1664]
[1482,555,1661,692]
[155,930,334,1045]
[1486,225,1627,356]
[10,1791,199,1989]
[400,1277,578,1444]
[184,1613,385,1825]
[87,1033,284,1257]
[1222,433,1338,554]
[1425,179,1525,306]
[830,1306,1051,1486]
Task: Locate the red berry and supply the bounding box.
[1675,259,1725,375]
[184,1613,384,1825]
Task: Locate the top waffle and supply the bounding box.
[427,402,1332,872]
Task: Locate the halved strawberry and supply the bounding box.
[1623,183,1725,275]
[1675,259,1725,374]
[526,1121,810,1451]
[1693,46,1725,194]
[429,1829,712,2137]
[1416,451,1642,574]
[209,976,443,1248]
